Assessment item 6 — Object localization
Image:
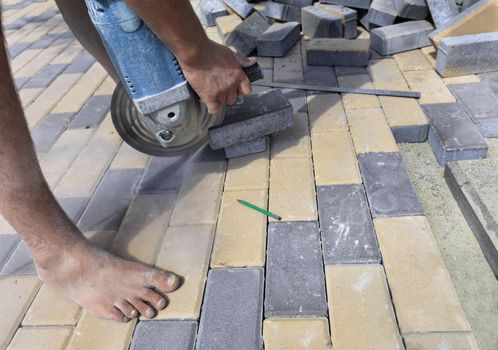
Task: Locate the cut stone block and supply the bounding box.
[394,0,428,19]
[449,82,498,138]
[222,0,253,18]
[0,241,36,276]
[403,69,455,105]
[257,22,301,57]
[263,2,302,22]
[208,89,293,150]
[314,3,358,39]
[265,221,327,318]
[130,321,197,350]
[479,71,498,99]
[359,152,424,217]
[224,137,268,158]
[200,0,229,27]
[325,265,404,349]
[321,0,372,10]
[0,235,20,272]
[197,268,264,350]
[263,318,331,350]
[422,103,488,166]
[429,0,498,47]
[370,20,433,55]
[436,32,498,77]
[404,332,479,350]
[365,0,397,27]
[301,6,343,39]
[216,14,243,42]
[224,149,269,191]
[273,45,304,82]
[426,0,459,27]
[273,0,314,7]
[306,38,369,67]
[317,185,381,264]
[226,12,271,56]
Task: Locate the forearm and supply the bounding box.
[124,0,209,66]
[0,17,83,265]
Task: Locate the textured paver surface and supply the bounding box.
[1,0,496,349]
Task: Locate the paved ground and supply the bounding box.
[0,0,497,349]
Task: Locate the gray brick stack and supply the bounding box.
[306,38,370,66]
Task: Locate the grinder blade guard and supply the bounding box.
[85,0,223,156]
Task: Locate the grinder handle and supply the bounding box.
[242,62,263,83]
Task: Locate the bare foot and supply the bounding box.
[36,241,180,322]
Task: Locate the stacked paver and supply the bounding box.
[1,0,497,349]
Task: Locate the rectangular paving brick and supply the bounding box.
[215,14,242,43]
[31,113,75,154]
[57,197,89,223]
[63,51,95,74]
[68,95,111,129]
[110,143,149,170]
[307,93,348,133]
[403,69,455,105]
[271,113,311,159]
[422,103,488,166]
[317,185,381,264]
[426,0,459,28]
[269,158,317,221]
[273,45,304,83]
[197,268,264,350]
[265,221,327,318]
[394,0,428,19]
[263,2,302,23]
[311,130,361,186]
[479,70,498,98]
[130,321,197,350]
[263,318,331,350]
[23,63,66,88]
[0,276,40,349]
[347,108,398,154]
[314,3,358,39]
[111,194,176,264]
[169,148,226,226]
[365,0,397,27]
[211,190,267,268]
[321,0,372,9]
[224,137,267,158]
[7,326,74,350]
[393,49,432,71]
[301,6,342,39]
[226,12,271,56]
[257,22,300,58]
[66,311,136,349]
[374,216,472,333]
[0,235,20,271]
[404,332,479,350]
[337,74,380,111]
[359,152,424,217]
[370,20,433,55]
[199,0,228,27]
[155,225,214,319]
[22,284,81,326]
[325,265,403,349]
[138,155,190,194]
[0,241,36,276]
[306,38,369,67]
[77,169,143,232]
[224,149,269,191]
[448,82,498,138]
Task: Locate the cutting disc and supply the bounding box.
[111,83,221,157]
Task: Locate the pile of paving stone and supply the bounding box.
[198,0,498,76]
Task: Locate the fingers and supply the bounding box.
[237,75,252,96]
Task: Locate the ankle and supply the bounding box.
[34,236,90,271]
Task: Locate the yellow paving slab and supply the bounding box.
[155,224,214,319]
[7,326,73,350]
[307,93,348,133]
[393,50,432,71]
[404,332,479,350]
[374,216,472,334]
[211,190,267,267]
[338,74,380,110]
[325,264,404,350]
[403,69,456,105]
[110,143,149,170]
[224,149,269,191]
[311,130,362,186]
[263,318,332,350]
[271,113,311,159]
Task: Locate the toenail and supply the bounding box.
[123,317,129,322]
[130,310,138,318]
[146,309,155,318]
[166,274,177,288]
[157,299,166,309]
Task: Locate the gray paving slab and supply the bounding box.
[208,89,294,149]
[273,46,304,83]
[199,0,228,27]
[68,95,111,129]
[317,185,381,264]
[263,2,302,22]
[422,103,489,166]
[391,124,429,143]
[8,42,30,59]
[436,32,498,78]
[320,0,372,9]
[63,52,95,74]
[278,88,308,113]
[426,0,461,28]
[358,152,424,217]
[306,38,370,67]
[257,22,301,57]
[314,3,358,39]
[57,197,90,223]
[15,77,30,89]
[24,64,67,89]
[365,0,397,27]
[224,137,268,158]
[370,20,433,55]
[265,221,327,318]
[273,0,314,6]
[31,113,75,154]
[0,241,36,276]
[196,268,264,350]
[131,320,197,350]
[226,12,271,56]
[479,71,498,99]
[77,169,143,232]
[0,235,21,272]
[302,6,343,39]
[449,83,498,138]
[394,0,428,19]
[138,155,191,194]
[30,33,61,49]
[222,0,253,18]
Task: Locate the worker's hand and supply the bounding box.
[179,40,255,114]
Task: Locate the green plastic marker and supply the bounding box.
[237,199,282,221]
